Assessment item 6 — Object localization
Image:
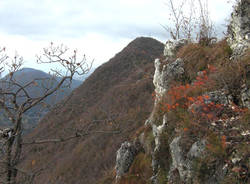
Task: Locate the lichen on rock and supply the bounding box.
[115,141,138,179]
[153,58,185,99]
[241,84,250,109]
[227,0,250,59]
[168,136,206,183]
[164,39,188,59]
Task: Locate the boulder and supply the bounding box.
[115,141,138,179]
[168,136,206,183]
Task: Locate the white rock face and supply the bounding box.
[164,39,188,58]
[241,85,250,109]
[153,58,184,98]
[169,136,206,182]
[148,39,188,184]
[115,141,137,179]
[227,0,250,58]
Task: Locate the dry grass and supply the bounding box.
[177,39,232,83]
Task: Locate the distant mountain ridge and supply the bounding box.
[21,37,164,183]
[0,67,82,131]
[3,67,82,88]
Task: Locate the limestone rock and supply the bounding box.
[204,90,232,105]
[153,58,184,97]
[147,39,187,184]
[164,39,188,58]
[115,141,137,179]
[169,136,206,183]
[227,0,250,58]
[152,39,186,106]
[241,85,250,109]
[187,140,206,159]
[189,89,232,116]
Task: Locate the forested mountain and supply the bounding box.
[20,37,164,183]
[4,1,249,183]
[0,68,82,131]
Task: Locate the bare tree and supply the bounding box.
[0,43,93,184]
[163,0,186,40]
[197,0,216,45]
[164,0,216,44]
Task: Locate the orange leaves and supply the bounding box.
[206,113,214,120]
[221,135,227,149]
[165,81,197,111]
[166,104,171,111]
[185,83,191,89]
[159,65,228,124]
[203,95,210,100]
[31,160,36,166]
[163,67,214,112]
[158,63,246,131]
[183,127,188,132]
[197,96,204,102]
[187,97,195,102]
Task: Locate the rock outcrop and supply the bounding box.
[146,39,190,184]
[153,58,184,97]
[168,137,206,183]
[227,0,250,109]
[115,141,138,179]
[227,0,250,59]
[114,2,249,183]
[114,39,187,182]
[241,84,250,109]
[115,139,143,180]
[163,39,188,59]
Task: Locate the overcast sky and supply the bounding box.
[0,0,234,72]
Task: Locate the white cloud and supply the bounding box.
[0,0,234,72]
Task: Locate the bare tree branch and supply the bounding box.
[164,0,215,44]
[0,43,93,184]
[22,130,121,145]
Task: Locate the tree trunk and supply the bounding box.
[6,137,14,184]
[5,118,23,184]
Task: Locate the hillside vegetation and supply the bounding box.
[100,1,250,183]
[0,68,81,132]
[16,1,250,183]
[20,37,164,183]
[105,39,249,184]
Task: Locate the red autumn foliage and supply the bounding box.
[160,65,220,119]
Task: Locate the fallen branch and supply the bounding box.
[22,130,121,145]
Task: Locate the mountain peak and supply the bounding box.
[21,37,164,183]
[128,37,163,47]
[124,37,164,53]
[107,37,164,67]
[19,67,41,72]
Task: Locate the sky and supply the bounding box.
[0,0,234,73]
